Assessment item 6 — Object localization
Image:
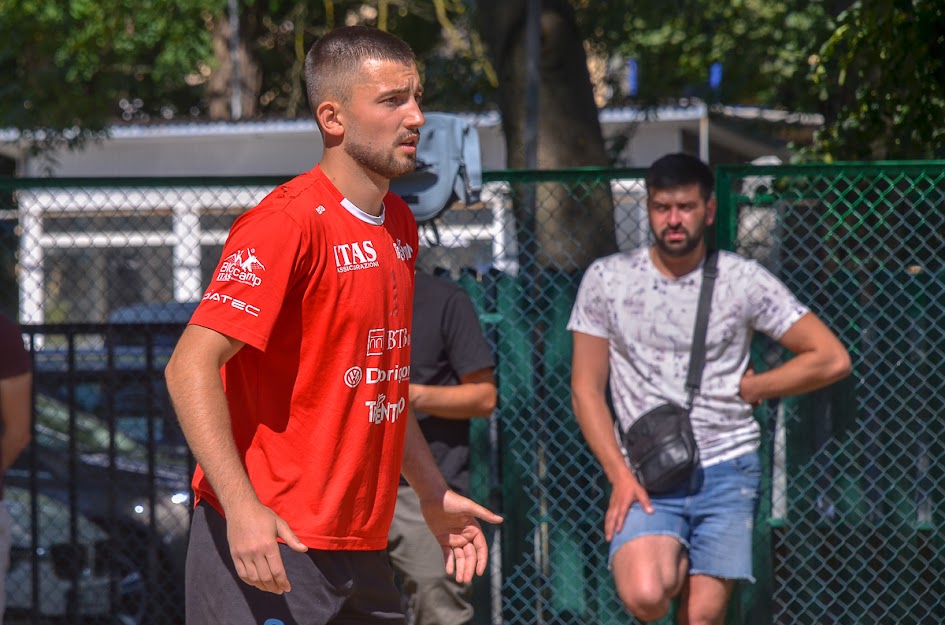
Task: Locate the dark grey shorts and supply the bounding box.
[186,501,405,625]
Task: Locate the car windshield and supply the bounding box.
[5,486,108,547]
[34,393,146,458]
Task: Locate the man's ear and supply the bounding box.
[317,101,344,139]
[705,196,718,226]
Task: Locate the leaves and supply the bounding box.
[0,0,221,132]
[575,0,832,109]
[4,0,944,162]
[806,0,945,160]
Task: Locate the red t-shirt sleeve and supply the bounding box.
[190,208,307,351]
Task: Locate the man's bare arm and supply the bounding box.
[166,325,254,510]
[0,371,32,473]
[409,368,497,420]
[165,325,306,595]
[740,313,852,404]
[571,332,652,540]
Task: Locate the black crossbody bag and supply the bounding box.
[618,250,719,495]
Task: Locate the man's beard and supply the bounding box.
[653,223,706,257]
[345,135,417,180]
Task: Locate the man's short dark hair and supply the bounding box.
[305,26,416,124]
[645,153,714,201]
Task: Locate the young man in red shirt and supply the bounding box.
[165,25,501,625]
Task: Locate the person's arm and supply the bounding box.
[165,325,306,595]
[739,313,852,404]
[1,371,32,473]
[409,368,497,420]
[570,332,653,541]
[400,406,503,583]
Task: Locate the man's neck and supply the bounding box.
[319,155,388,217]
[649,244,706,279]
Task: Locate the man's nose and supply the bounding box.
[405,101,424,129]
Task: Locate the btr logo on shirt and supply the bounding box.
[334,240,379,273]
[367,329,385,356]
[366,327,410,356]
[216,248,266,286]
[392,239,414,262]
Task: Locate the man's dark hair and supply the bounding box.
[305,26,416,125]
[645,153,714,201]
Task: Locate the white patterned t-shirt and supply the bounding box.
[567,248,809,467]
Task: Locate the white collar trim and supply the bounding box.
[340,197,385,225]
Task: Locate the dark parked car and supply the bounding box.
[13,307,198,623]
[5,393,192,624]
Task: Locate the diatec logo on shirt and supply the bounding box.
[201,290,261,317]
[216,248,266,287]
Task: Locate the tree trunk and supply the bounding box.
[478,0,617,271]
[207,13,262,120]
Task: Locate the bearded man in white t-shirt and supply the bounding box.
[568,153,851,625]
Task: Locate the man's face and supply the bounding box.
[342,59,425,180]
[647,183,717,257]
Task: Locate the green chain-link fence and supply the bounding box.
[1,161,943,624]
[716,162,945,625]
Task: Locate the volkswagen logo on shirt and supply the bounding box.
[344,367,363,388]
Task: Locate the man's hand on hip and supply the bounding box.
[225,499,308,594]
[606,469,653,541]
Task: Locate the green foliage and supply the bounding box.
[242,0,495,115]
[5,0,944,162]
[807,0,945,160]
[574,0,832,110]
[0,0,495,136]
[0,0,222,134]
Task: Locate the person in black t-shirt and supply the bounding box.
[388,271,497,625]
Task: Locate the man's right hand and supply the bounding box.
[605,470,653,541]
[224,499,308,594]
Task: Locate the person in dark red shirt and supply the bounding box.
[0,313,32,621]
[165,26,501,625]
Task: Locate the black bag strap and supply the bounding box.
[684,249,719,409]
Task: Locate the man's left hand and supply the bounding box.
[420,490,503,583]
[739,365,763,407]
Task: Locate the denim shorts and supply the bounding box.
[609,452,762,582]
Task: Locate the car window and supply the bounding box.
[34,393,145,458]
[5,486,109,547]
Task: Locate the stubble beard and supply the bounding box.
[345,138,417,180]
[653,223,706,257]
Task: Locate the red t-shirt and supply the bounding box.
[189,166,418,550]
